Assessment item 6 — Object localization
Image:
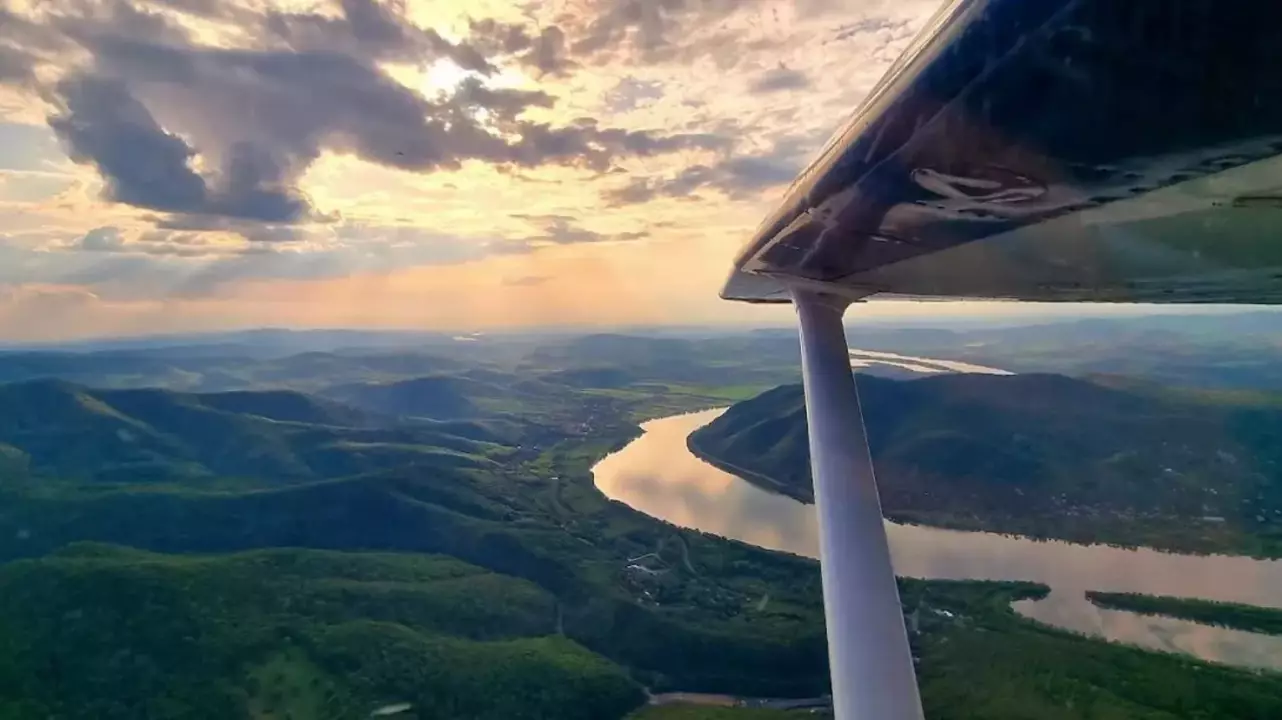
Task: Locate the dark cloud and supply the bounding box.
[469,20,572,76]
[10,1,727,228]
[47,74,210,214]
[604,147,801,205]
[261,0,492,71]
[78,226,125,251]
[748,65,809,94]
[156,215,306,244]
[832,17,914,42]
[46,0,196,52]
[453,78,555,120]
[468,18,534,55]
[602,177,660,206]
[571,0,688,57]
[717,155,800,189]
[47,71,315,223]
[0,45,35,86]
[523,26,571,76]
[0,6,73,83]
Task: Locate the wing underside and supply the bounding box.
[725,0,1282,305]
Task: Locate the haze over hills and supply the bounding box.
[690,373,1282,556]
[3,330,1282,718]
[4,311,1282,396]
[324,376,489,420]
[0,380,500,484]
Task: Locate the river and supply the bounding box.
[592,363,1282,672]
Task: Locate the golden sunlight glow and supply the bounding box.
[420,57,533,99]
[421,58,475,97]
[0,0,964,339]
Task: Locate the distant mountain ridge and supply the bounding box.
[0,379,497,484]
[690,373,1282,554]
[323,376,485,420]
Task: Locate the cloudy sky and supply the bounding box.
[0,0,961,340]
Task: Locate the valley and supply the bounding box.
[2,323,1282,718]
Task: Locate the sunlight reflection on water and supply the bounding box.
[593,408,1282,671]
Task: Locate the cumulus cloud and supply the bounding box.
[523,26,572,76]
[8,0,730,227]
[47,74,217,216]
[0,0,981,337]
[259,0,492,68]
[468,19,573,76]
[0,45,35,86]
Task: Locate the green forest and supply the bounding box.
[0,331,1281,718]
[690,374,1282,557]
[1087,591,1282,636]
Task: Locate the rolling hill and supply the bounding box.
[0,459,832,699]
[5,346,1282,718]
[0,348,469,392]
[0,380,499,484]
[323,375,489,419]
[690,374,1282,554]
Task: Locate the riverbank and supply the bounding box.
[1087,592,1282,636]
[689,421,1280,560]
[597,408,1282,673]
[685,430,812,505]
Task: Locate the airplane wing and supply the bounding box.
[733,3,1282,720]
[724,0,1282,306]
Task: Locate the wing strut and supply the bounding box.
[793,289,924,720]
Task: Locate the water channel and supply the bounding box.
[592,356,1282,671]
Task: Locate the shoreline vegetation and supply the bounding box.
[688,414,1279,559]
[688,376,1282,560]
[1086,592,1282,637]
[685,431,809,505]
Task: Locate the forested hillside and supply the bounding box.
[0,379,501,484]
[3,333,1282,718]
[690,373,1282,555]
[0,544,643,720]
